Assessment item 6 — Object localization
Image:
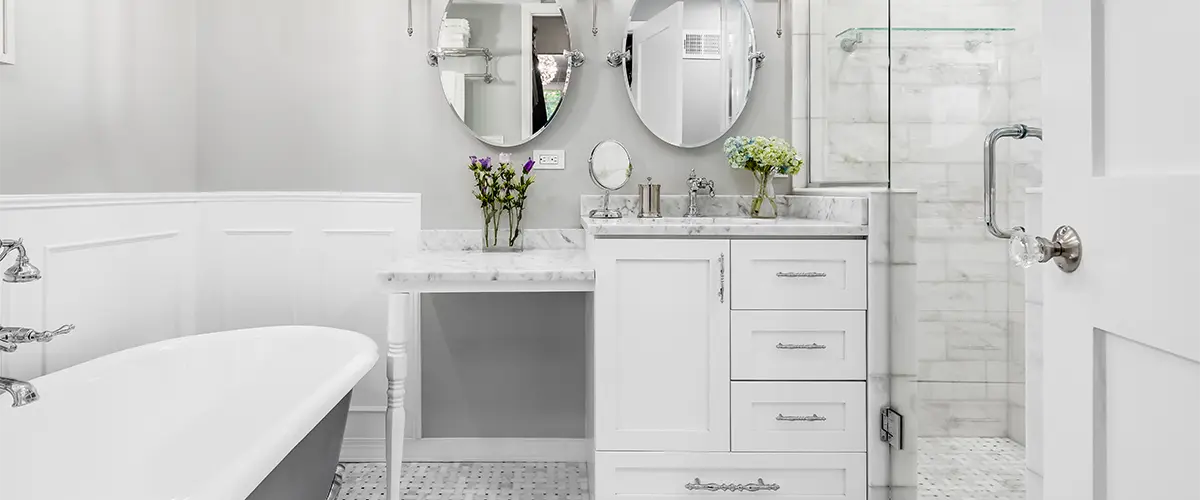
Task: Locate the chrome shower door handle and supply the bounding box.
[983,124,1042,240]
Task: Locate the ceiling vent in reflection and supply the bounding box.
[682,31,721,59]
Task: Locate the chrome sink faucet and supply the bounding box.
[685,169,716,217]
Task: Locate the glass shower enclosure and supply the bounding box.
[804,0,1043,498]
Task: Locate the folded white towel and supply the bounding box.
[440,18,471,47]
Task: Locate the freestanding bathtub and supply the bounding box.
[0,326,378,500]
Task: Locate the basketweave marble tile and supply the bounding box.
[337,462,588,500]
[919,437,1025,500]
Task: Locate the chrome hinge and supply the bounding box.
[880,407,903,450]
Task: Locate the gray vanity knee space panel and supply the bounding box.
[421,293,587,438]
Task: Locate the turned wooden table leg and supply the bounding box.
[385,292,411,500]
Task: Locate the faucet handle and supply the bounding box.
[36,324,75,342]
[0,324,76,350]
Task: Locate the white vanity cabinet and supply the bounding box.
[592,238,731,452]
[590,235,870,500]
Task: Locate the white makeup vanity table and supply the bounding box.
[377,191,914,500]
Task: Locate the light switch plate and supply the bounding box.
[533,150,565,170]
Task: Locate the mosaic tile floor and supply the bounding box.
[336,462,588,500]
[336,440,1022,500]
[919,437,1026,500]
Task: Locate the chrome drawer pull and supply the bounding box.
[776,271,826,278]
[776,413,827,422]
[776,342,827,350]
[718,253,726,303]
[685,478,780,492]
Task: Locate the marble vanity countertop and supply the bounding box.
[381,249,594,285]
[581,216,868,237]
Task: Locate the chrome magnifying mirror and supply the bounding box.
[588,140,633,218]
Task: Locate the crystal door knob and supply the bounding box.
[1008,227,1045,269]
[1007,225,1082,273]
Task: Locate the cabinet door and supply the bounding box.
[593,238,731,451]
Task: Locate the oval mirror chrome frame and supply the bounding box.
[429,4,585,148]
[608,0,762,148]
[588,140,633,219]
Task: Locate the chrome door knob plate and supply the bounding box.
[1009,225,1082,273]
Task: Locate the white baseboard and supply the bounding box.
[340,438,589,463]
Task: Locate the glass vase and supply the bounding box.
[481,208,523,252]
[750,169,778,219]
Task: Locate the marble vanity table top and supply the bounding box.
[578,193,868,237]
[580,194,869,224]
[581,216,868,237]
[379,229,593,292]
[381,250,594,285]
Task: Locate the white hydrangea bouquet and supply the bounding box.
[723,136,803,218]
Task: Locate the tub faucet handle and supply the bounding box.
[38,324,76,342]
[0,324,76,351]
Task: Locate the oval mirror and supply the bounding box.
[432,2,579,147]
[621,0,759,148]
[588,140,633,219]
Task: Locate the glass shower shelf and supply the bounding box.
[836,27,1016,52]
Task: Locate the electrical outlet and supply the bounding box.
[533,150,565,170]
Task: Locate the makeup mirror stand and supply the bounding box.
[589,190,622,219]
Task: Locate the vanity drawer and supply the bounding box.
[594,451,866,500]
[731,311,866,381]
[731,382,866,452]
[730,240,866,310]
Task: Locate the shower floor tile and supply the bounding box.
[919,437,1026,500]
[336,462,588,500]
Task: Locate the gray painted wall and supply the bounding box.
[0,0,788,440]
[196,0,788,230]
[0,0,197,194]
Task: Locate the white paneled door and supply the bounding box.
[1043,2,1200,499]
[592,238,730,452]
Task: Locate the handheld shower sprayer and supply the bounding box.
[0,239,42,283]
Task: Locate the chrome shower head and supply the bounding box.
[0,239,40,283]
[4,256,40,283]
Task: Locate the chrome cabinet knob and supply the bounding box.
[1008,225,1082,273]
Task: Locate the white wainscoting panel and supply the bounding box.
[0,195,199,381]
[0,193,420,423]
[196,193,421,459]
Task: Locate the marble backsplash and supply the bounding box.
[579,194,869,224]
[421,229,585,251]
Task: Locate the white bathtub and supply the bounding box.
[0,326,378,500]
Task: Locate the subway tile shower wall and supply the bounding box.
[820,0,1042,440]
